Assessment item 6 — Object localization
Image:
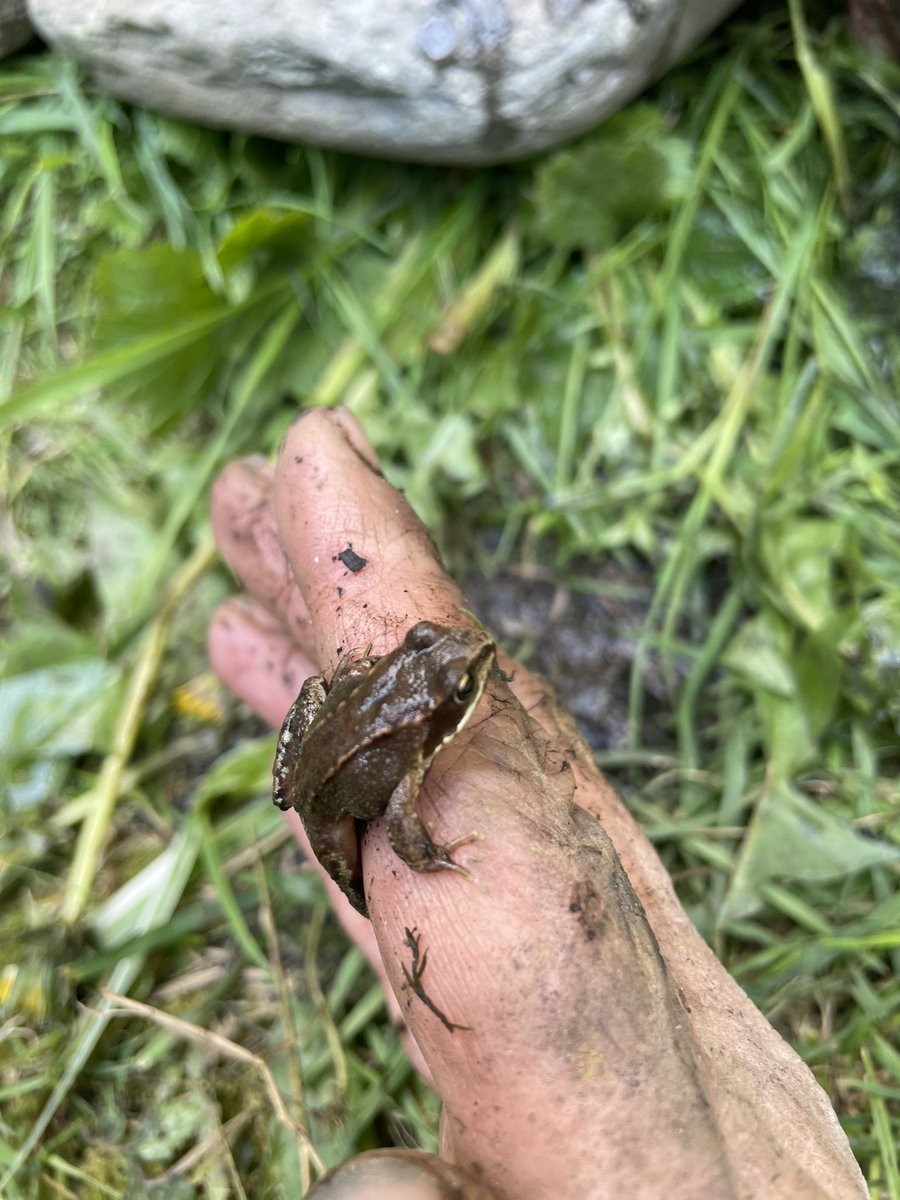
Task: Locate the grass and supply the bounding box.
[1,0,899,1194]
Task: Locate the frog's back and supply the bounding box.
[315,723,425,822]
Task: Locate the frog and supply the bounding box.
[272,620,496,916]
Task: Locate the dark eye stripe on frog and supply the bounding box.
[423,671,486,755]
[423,701,470,756]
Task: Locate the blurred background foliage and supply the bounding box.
[1,0,899,1194]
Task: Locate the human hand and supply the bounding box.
[208,409,865,1200]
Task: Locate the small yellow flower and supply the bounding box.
[173,673,226,724]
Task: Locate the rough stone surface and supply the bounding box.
[1,0,33,58]
[26,0,744,164]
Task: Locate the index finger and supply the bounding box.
[275,408,475,670]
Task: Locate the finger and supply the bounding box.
[210,454,317,656]
[208,596,314,728]
[266,411,604,802]
[269,410,610,902]
[274,408,471,669]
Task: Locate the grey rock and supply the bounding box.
[26,0,743,164]
[1,0,34,58]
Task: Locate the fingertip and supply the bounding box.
[210,455,274,539]
[278,405,382,476]
[272,408,468,663]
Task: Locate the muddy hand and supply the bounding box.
[208,408,866,1200]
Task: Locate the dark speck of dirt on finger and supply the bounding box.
[337,545,367,572]
[570,881,603,942]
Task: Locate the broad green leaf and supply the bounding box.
[721,780,900,922]
[0,616,99,676]
[87,498,161,629]
[534,105,692,251]
[793,628,844,737]
[217,207,312,275]
[0,303,235,429]
[92,243,219,347]
[88,242,229,426]
[195,736,273,805]
[683,209,770,310]
[6,758,67,811]
[0,659,121,762]
[721,612,795,697]
[759,517,842,632]
[755,691,815,778]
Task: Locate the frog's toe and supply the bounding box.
[425,830,484,877]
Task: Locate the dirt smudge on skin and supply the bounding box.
[569,879,603,942]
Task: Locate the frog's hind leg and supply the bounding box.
[307,815,369,916]
[384,769,480,880]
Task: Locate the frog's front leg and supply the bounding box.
[384,765,480,879]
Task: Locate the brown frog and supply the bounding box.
[273,621,496,915]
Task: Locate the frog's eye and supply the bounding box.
[406,622,441,650]
[453,672,475,703]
